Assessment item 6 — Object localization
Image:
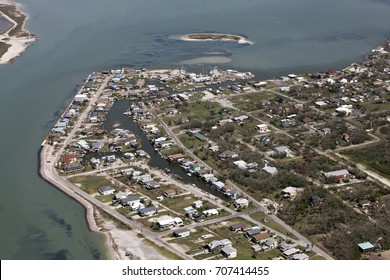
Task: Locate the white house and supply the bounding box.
[98,186,115,195]
[233,160,248,170]
[256,124,268,133]
[234,198,249,208]
[192,200,203,209]
[173,228,191,238]
[203,209,219,216]
[221,245,237,259]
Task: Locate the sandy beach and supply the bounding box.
[177,33,254,45]
[0,0,36,64]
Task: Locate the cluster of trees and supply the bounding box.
[335,182,390,203]
[281,154,344,179]
[278,186,390,259]
[230,169,309,199]
[345,141,390,177]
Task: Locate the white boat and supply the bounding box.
[187,172,192,177]
[123,108,132,116]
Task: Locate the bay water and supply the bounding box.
[0,0,389,259]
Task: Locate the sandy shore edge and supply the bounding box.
[39,144,168,260]
[0,0,37,64]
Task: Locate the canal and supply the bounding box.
[103,99,228,200]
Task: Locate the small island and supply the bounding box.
[180,32,254,45]
[0,1,36,64]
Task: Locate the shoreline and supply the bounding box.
[38,145,114,260]
[0,0,36,64]
[177,33,254,45]
[39,143,171,260]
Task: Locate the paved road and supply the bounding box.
[150,108,334,259]
[41,76,334,260]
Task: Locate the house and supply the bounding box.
[168,153,184,162]
[105,155,116,163]
[221,246,237,259]
[278,243,292,252]
[138,205,158,217]
[123,152,135,160]
[60,155,78,166]
[145,180,160,190]
[114,192,128,201]
[283,248,300,258]
[245,228,261,238]
[234,198,249,208]
[195,133,208,142]
[256,124,268,133]
[323,169,350,181]
[207,239,232,252]
[251,232,270,243]
[157,217,175,228]
[192,200,203,209]
[90,157,100,167]
[77,140,90,150]
[208,145,220,153]
[282,187,298,199]
[280,86,290,93]
[263,238,278,250]
[251,244,262,252]
[184,206,198,216]
[274,146,291,156]
[120,168,134,176]
[233,160,248,170]
[314,101,327,109]
[120,195,141,206]
[221,184,234,195]
[229,222,250,232]
[130,202,145,211]
[98,186,116,195]
[234,115,249,122]
[218,150,239,160]
[173,228,191,238]
[292,253,309,260]
[262,165,278,175]
[212,181,225,191]
[136,150,148,157]
[218,119,233,126]
[63,162,84,173]
[358,242,375,253]
[163,189,178,198]
[202,209,219,216]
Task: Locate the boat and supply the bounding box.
[123,108,132,115]
[187,172,192,177]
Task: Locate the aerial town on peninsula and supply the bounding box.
[40,41,390,260]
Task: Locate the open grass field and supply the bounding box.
[68,175,112,194]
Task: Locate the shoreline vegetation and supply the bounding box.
[0,0,36,64]
[179,32,254,45]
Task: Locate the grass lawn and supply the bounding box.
[160,195,196,213]
[250,212,299,240]
[361,101,390,112]
[95,194,114,203]
[117,207,133,217]
[229,91,276,111]
[136,184,177,200]
[186,101,223,121]
[68,175,112,194]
